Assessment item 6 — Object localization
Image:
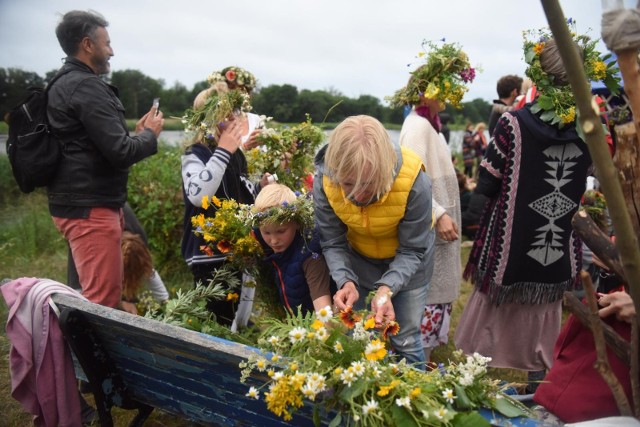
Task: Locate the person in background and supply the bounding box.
[454,24,620,393]
[472,122,488,178]
[314,115,435,366]
[394,39,474,362]
[252,183,334,316]
[457,169,472,214]
[488,74,523,135]
[48,10,163,309]
[461,123,476,178]
[180,67,271,326]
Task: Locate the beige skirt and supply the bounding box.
[453,288,562,371]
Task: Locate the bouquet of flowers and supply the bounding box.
[523,18,620,127]
[240,306,530,426]
[246,115,324,191]
[191,196,264,274]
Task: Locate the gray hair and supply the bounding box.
[56,10,108,56]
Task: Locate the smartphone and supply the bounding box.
[152,98,160,115]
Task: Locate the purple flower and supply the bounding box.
[460,68,476,83]
[567,17,573,25]
[418,91,424,97]
[311,252,320,260]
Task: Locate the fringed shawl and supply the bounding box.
[463,106,590,305]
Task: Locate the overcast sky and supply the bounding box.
[0,0,634,104]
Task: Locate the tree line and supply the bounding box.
[0,67,492,126]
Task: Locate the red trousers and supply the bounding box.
[53,207,124,308]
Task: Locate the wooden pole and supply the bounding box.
[541,0,640,326]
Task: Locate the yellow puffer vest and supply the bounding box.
[323,147,425,259]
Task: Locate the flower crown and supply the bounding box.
[181,88,252,144]
[208,66,258,92]
[250,192,315,234]
[387,39,476,109]
[523,19,621,127]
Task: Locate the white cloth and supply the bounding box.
[231,272,255,332]
[400,110,462,304]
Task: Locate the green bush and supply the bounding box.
[127,143,188,280]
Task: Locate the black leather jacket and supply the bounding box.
[46,57,157,208]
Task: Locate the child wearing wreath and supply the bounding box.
[181,66,271,326]
[252,184,334,316]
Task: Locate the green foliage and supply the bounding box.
[110,69,164,119]
[0,156,22,207]
[127,143,186,278]
[0,192,68,283]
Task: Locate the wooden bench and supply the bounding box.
[50,293,319,427]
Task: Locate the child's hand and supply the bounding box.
[120,300,139,315]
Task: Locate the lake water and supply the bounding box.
[0,129,464,155]
[157,129,465,154]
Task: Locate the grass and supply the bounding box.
[0,190,527,426]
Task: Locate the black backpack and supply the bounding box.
[5,69,72,193]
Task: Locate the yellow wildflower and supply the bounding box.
[226,292,239,303]
[560,106,576,124]
[533,42,545,55]
[410,387,421,398]
[201,196,210,210]
[311,319,324,330]
[211,196,222,208]
[365,339,387,362]
[591,60,607,80]
[364,317,376,330]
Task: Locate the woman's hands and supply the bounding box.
[333,281,359,311]
[371,285,395,327]
[333,282,396,328]
[436,213,459,242]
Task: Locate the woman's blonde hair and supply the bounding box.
[121,231,153,301]
[474,122,486,132]
[254,183,297,213]
[324,115,396,201]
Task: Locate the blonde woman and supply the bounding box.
[313,115,435,366]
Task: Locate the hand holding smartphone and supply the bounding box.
[152,98,160,116]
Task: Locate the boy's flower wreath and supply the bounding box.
[249,191,315,235]
[239,307,530,426]
[208,66,258,93]
[181,88,252,145]
[523,18,621,127]
[387,39,476,109]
